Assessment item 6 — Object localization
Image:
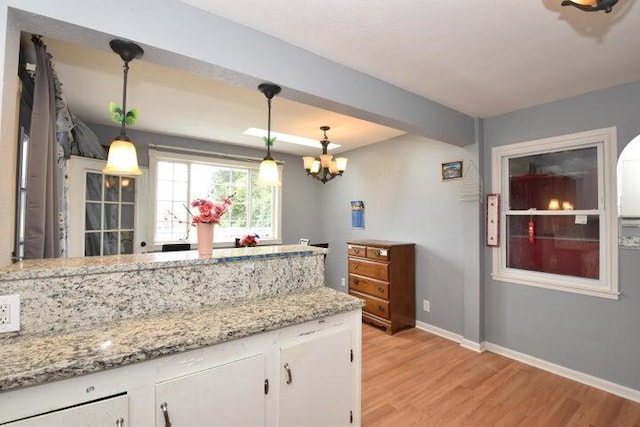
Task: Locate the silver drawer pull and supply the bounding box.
[284,363,293,384]
[160,402,172,427]
[116,418,124,427]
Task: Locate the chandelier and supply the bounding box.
[561,0,618,13]
[302,126,348,184]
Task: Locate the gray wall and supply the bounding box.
[89,123,325,247]
[482,80,640,390]
[320,133,479,334]
[0,0,474,265]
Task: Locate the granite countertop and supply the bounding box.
[0,245,327,280]
[0,287,363,393]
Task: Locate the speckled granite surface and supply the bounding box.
[0,245,326,280]
[0,287,363,392]
[1,246,328,336]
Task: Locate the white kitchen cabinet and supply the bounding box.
[279,326,354,426]
[0,311,361,427]
[155,353,265,427]
[3,393,128,427]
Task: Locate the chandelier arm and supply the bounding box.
[561,0,618,12]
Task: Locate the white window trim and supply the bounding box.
[491,127,619,299]
[148,149,283,251]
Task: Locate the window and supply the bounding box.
[149,149,282,249]
[491,127,618,299]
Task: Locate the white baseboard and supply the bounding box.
[415,321,640,403]
[460,338,485,353]
[415,320,463,343]
[485,342,640,403]
[415,321,485,353]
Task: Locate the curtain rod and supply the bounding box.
[148,144,285,165]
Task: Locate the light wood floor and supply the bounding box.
[361,324,640,426]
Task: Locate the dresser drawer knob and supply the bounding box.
[352,279,359,284]
[351,264,358,269]
[377,287,384,293]
[377,306,385,312]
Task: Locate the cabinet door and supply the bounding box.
[67,155,148,257]
[4,394,127,427]
[279,327,353,426]
[155,353,265,427]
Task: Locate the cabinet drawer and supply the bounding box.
[349,274,389,300]
[350,291,390,320]
[347,244,366,257]
[366,246,390,261]
[348,258,389,281]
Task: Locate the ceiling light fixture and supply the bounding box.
[103,39,143,176]
[256,83,282,186]
[302,126,348,184]
[560,0,618,13]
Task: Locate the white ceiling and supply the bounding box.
[39,0,640,155]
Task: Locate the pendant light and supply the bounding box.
[560,0,618,13]
[302,126,348,184]
[103,39,143,176]
[256,83,282,186]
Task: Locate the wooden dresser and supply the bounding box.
[347,240,415,334]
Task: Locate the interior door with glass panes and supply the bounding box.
[67,156,148,257]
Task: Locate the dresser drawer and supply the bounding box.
[348,258,389,281]
[366,246,390,261]
[350,290,390,320]
[347,244,366,257]
[349,274,389,300]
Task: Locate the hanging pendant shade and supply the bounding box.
[103,39,144,176]
[103,137,142,175]
[257,83,282,187]
[257,158,280,186]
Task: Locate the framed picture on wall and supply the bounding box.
[350,200,365,229]
[442,160,463,180]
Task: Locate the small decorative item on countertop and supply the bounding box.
[190,195,233,256]
[238,233,260,247]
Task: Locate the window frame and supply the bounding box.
[491,127,618,299]
[149,149,282,251]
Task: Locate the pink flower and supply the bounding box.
[190,195,233,225]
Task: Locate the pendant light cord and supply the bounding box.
[266,97,272,158]
[120,61,130,137]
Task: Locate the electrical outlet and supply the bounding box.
[423,300,431,312]
[341,277,346,287]
[0,295,20,333]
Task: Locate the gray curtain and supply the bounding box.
[24,37,61,259]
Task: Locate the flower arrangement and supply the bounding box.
[238,233,260,247]
[190,196,233,225]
